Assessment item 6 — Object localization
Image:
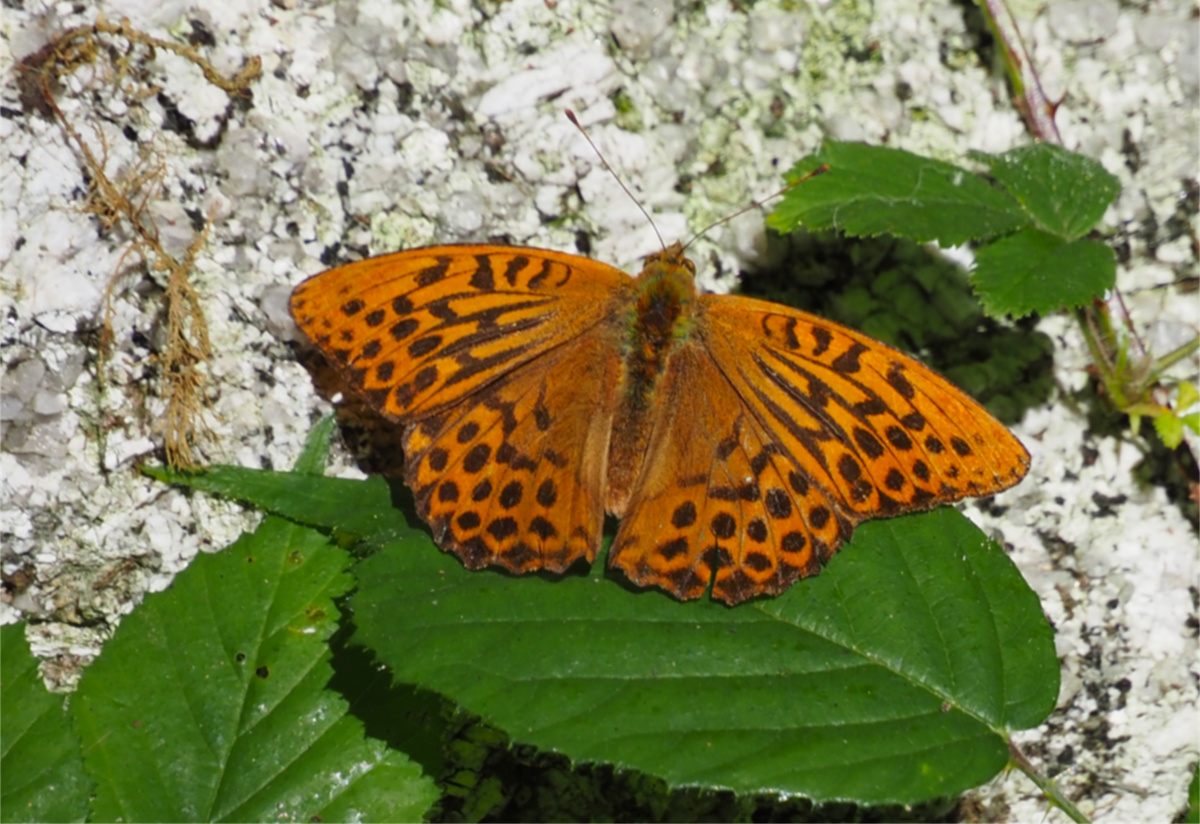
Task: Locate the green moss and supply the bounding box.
[611,87,644,133]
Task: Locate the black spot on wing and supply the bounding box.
[886,363,914,399]
[672,501,697,528]
[832,342,867,374]
[502,256,528,286]
[811,326,832,356]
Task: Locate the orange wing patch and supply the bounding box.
[403,328,622,574]
[609,343,852,604]
[290,246,632,419]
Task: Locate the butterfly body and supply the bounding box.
[608,242,698,515]
[290,241,1029,605]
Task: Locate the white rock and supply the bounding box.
[9,358,46,403]
[610,0,674,61]
[477,44,614,119]
[1048,0,1120,43]
[31,391,67,417]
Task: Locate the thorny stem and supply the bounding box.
[978,0,1192,430]
[979,0,1063,144]
[1007,740,1090,823]
[1154,336,1200,376]
[1078,301,1200,418]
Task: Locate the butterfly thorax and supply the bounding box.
[605,242,699,515]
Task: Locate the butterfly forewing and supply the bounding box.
[290,246,634,419]
[699,294,1030,518]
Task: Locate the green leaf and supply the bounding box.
[769,143,1122,320]
[292,413,338,475]
[1187,762,1198,824]
[1154,412,1186,449]
[972,230,1116,316]
[0,624,91,823]
[975,143,1120,240]
[71,514,438,823]
[1177,380,1199,413]
[144,465,418,547]
[351,505,1057,806]
[768,142,1028,246]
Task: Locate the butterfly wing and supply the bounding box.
[403,326,624,573]
[610,293,1030,605]
[702,294,1031,509]
[290,245,634,419]
[291,245,635,573]
[608,341,853,603]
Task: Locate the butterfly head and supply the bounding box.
[630,239,699,346]
[636,239,698,297]
[641,240,694,274]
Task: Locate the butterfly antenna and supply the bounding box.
[680,164,829,253]
[566,109,666,251]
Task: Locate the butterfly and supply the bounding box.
[289,239,1029,605]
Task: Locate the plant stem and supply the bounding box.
[1153,336,1200,377]
[1008,739,1091,823]
[977,0,1063,143]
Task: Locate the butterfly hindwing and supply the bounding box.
[609,342,853,604]
[403,328,623,574]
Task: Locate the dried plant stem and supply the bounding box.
[18,16,261,469]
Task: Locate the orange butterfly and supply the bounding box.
[290,240,1029,604]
